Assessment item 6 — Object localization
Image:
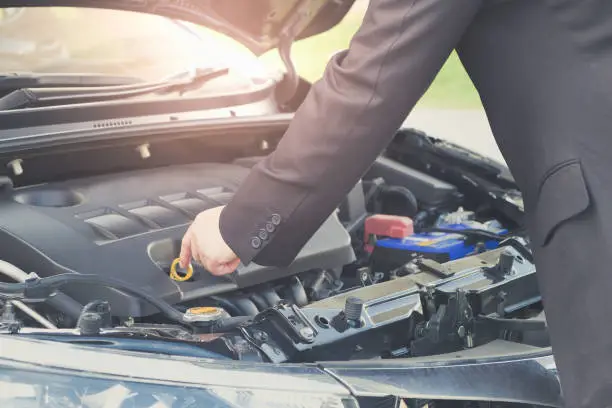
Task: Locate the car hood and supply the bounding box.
[0,0,356,55]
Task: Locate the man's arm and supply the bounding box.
[220,0,483,267]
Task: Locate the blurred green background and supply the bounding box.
[261,3,482,109]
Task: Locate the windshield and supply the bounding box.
[0,7,268,81]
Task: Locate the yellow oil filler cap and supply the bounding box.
[169,258,194,282]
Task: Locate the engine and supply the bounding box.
[0,160,354,318]
[0,144,546,365]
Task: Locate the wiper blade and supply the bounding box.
[0,67,230,110]
[0,72,143,92]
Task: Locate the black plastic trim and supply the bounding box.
[0,80,276,130]
[0,113,293,155]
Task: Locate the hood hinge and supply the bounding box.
[274,34,299,109]
[274,1,315,108]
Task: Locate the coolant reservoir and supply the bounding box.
[183,306,230,323]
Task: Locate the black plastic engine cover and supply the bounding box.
[0,163,355,317]
[364,156,459,208]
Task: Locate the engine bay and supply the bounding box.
[0,160,353,317]
[0,128,548,364]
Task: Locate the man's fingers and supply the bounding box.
[179,228,193,268]
[179,206,239,276]
[190,237,204,266]
[225,258,241,274]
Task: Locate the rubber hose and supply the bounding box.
[0,260,81,324]
[213,316,252,331]
[0,274,185,324]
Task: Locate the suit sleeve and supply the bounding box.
[219,0,482,267]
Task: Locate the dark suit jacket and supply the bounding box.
[220,1,612,406]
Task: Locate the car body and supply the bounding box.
[0,2,562,407]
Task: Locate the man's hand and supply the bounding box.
[179,206,240,276]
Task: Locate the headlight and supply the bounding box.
[0,366,357,408]
[0,336,357,408]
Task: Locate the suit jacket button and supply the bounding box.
[258,229,269,240]
[251,237,262,249]
[265,222,275,233]
[271,214,281,225]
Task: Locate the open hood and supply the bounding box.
[0,0,356,55]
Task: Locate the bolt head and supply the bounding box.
[300,327,314,340]
[253,331,268,342]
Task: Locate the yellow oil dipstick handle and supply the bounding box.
[170,258,193,282]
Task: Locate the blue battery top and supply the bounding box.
[374,222,507,261]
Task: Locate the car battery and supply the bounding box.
[370,220,507,271]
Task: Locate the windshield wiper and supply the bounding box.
[0,73,143,93]
[0,67,230,110]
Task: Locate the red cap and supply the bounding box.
[364,214,414,253]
